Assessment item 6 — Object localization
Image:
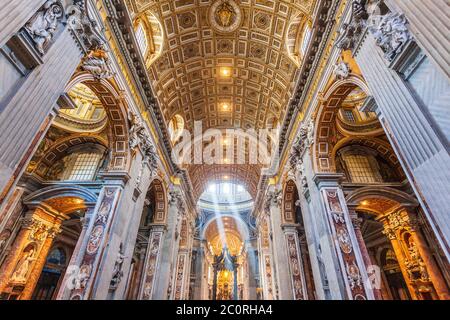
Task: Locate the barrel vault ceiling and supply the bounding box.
[126,0,316,199]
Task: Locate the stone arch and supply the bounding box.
[23,185,98,214]
[189,164,259,201]
[313,75,374,173]
[31,134,108,179]
[65,72,131,172]
[282,179,299,224]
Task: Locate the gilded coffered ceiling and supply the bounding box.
[126,0,316,198]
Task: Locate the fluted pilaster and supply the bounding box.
[386,0,450,79]
[355,35,450,260]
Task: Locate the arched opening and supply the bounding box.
[28,194,91,301]
[313,77,379,173]
[203,215,248,300]
[26,76,131,179]
[61,83,107,126]
[32,246,68,300]
[0,184,96,301]
[313,71,450,300]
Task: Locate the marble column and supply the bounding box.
[127,247,146,300]
[171,249,189,300]
[139,224,165,300]
[410,229,449,300]
[381,220,419,300]
[56,184,123,300]
[192,243,205,300]
[151,190,183,299]
[257,214,276,300]
[404,210,450,300]
[55,207,94,300]
[265,187,293,300]
[300,152,345,300]
[298,234,315,299]
[313,174,374,300]
[283,225,308,300]
[20,226,61,300]
[348,207,383,300]
[245,242,258,300]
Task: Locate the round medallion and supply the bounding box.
[86,225,104,255]
[209,0,242,33]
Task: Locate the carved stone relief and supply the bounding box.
[334,61,351,80]
[25,0,64,55]
[368,13,412,62]
[336,0,413,63]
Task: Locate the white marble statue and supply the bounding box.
[11,249,36,283]
[25,1,63,54]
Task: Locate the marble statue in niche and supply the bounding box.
[10,248,36,283]
[25,0,64,55]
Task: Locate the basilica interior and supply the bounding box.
[0,0,448,300]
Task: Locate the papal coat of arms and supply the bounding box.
[209,0,242,33]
